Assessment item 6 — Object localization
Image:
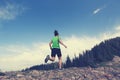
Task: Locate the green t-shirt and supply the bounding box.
[52,36,60,48]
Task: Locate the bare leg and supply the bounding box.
[49,57,55,61]
[58,57,62,69]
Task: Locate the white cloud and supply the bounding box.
[0,43,50,71]
[0,2,25,20]
[93,8,101,14]
[0,25,120,71]
[93,5,106,15]
[115,26,120,31]
[93,8,102,15]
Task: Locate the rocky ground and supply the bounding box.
[0,56,120,80]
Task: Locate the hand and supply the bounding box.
[64,45,67,48]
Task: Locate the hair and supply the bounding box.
[54,30,59,36]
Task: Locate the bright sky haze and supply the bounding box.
[0,0,120,71]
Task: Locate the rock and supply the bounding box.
[16,73,24,77]
[106,62,113,66]
[112,56,120,63]
[29,70,40,77]
[0,65,120,80]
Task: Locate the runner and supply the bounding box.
[45,30,67,69]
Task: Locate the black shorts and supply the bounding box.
[51,48,62,57]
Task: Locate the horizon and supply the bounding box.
[0,0,120,71]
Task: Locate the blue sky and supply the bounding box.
[0,0,120,45]
[0,0,120,71]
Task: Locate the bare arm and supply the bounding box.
[49,40,52,49]
[59,39,67,48]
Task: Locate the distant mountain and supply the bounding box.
[24,37,120,71]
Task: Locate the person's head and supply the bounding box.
[54,30,59,36]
